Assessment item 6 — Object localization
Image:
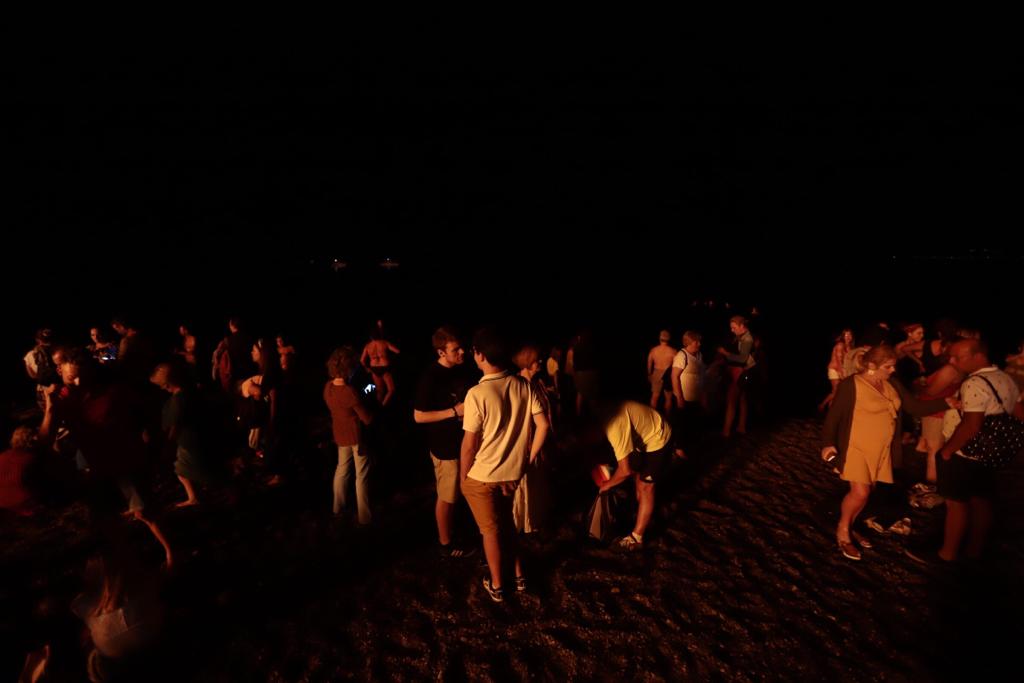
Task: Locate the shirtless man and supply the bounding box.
[646,330,677,413]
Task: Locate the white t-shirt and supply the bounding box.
[463,371,543,483]
[24,349,40,378]
[945,367,1021,452]
[671,349,704,402]
[961,367,1020,416]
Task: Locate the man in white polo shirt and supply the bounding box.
[461,327,549,603]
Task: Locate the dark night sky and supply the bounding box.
[3,53,1021,351]
[7,54,1021,261]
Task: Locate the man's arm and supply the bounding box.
[671,367,685,409]
[25,354,39,380]
[925,365,962,396]
[38,385,58,446]
[529,412,550,465]
[723,336,754,365]
[460,430,481,481]
[939,412,985,460]
[599,455,633,493]
[413,403,464,424]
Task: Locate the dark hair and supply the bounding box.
[111,315,136,330]
[151,360,188,389]
[432,326,459,352]
[472,327,511,368]
[91,325,113,345]
[966,337,989,360]
[58,347,98,385]
[10,426,36,450]
[326,346,357,379]
[254,338,281,378]
[934,318,958,342]
[61,347,91,368]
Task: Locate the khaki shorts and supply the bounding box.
[431,453,461,504]
[461,476,518,535]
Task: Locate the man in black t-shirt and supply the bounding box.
[414,326,477,558]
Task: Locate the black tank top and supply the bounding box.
[921,339,944,375]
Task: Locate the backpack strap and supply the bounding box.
[973,375,1007,415]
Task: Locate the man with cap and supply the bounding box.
[647,329,677,413]
[24,328,58,410]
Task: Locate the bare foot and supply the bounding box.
[175,499,200,508]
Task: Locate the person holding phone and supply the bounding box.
[323,346,374,524]
[822,344,952,561]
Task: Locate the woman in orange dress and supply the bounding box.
[822,345,950,561]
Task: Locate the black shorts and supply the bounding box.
[936,454,997,502]
[628,445,672,484]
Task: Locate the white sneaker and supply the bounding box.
[616,533,643,551]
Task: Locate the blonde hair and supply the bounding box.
[862,344,897,370]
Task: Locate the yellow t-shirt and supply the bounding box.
[605,401,671,462]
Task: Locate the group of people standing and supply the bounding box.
[821,321,1024,565]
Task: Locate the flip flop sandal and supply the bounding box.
[864,517,887,534]
[838,539,862,561]
[888,518,912,536]
[851,531,873,549]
